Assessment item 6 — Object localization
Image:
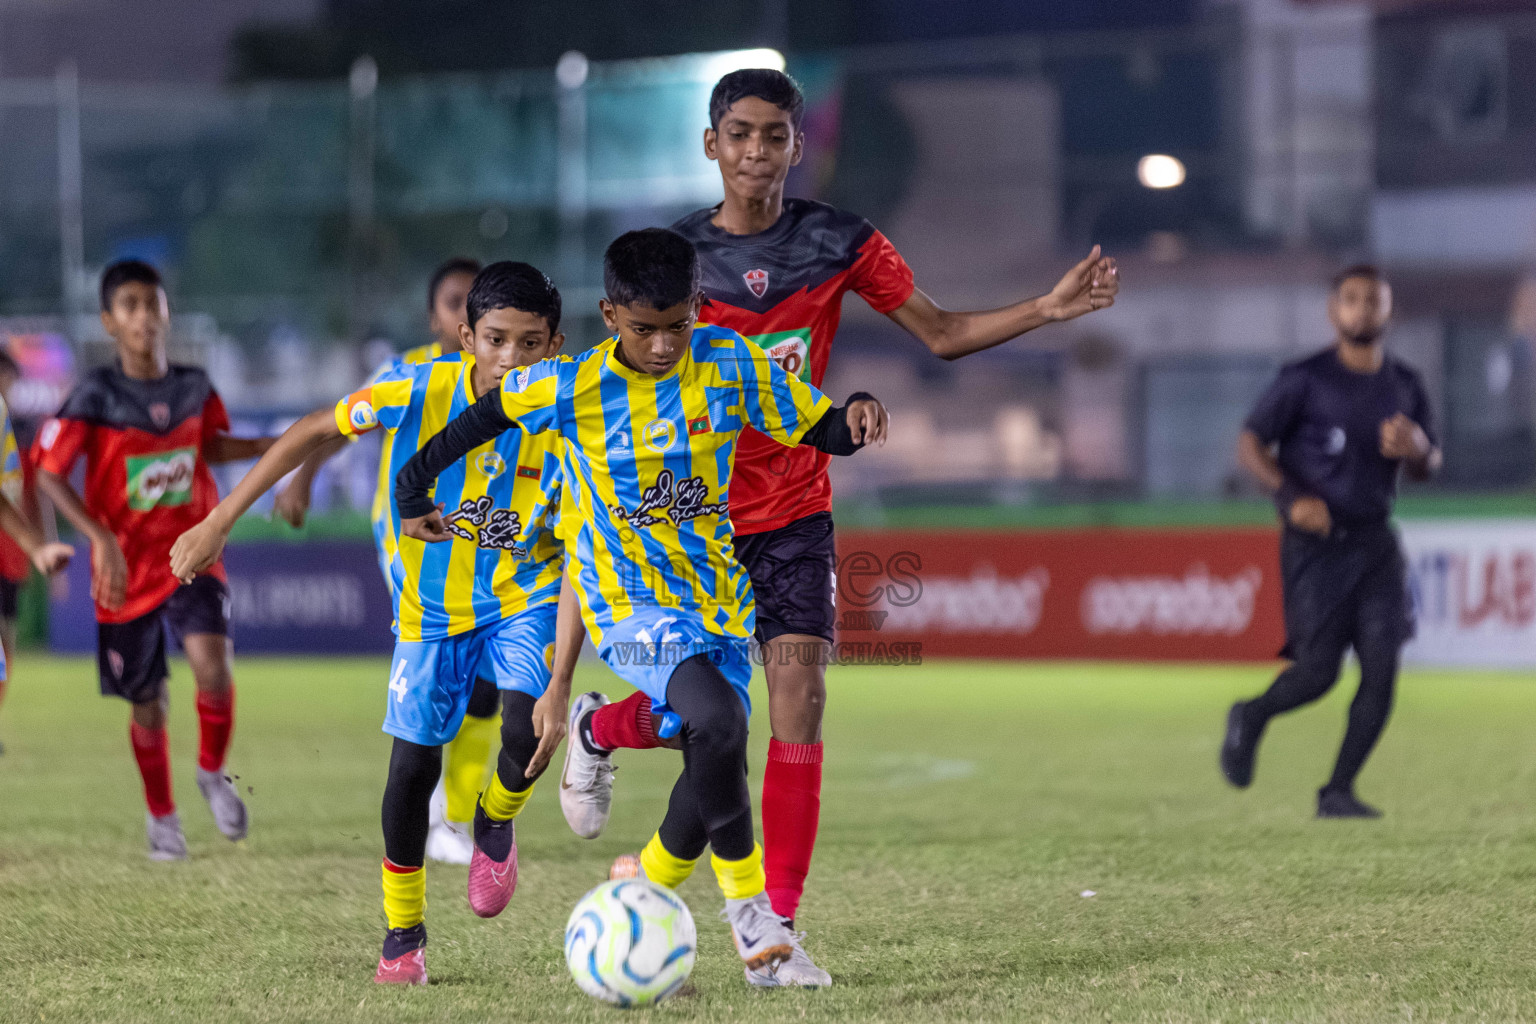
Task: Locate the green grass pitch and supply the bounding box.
[2,655,1534,1023]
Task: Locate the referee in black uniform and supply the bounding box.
[1221,264,1442,818]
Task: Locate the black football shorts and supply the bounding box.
[98,574,230,704]
[734,511,838,645]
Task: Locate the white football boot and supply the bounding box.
[722,893,796,973]
[745,927,833,988]
[426,818,474,865]
[146,811,188,861]
[559,692,615,839]
[196,767,249,841]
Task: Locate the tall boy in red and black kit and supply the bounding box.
[558,68,1121,987]
[1222,265,1440,819]
[35,260,276,860]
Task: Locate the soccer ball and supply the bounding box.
[564,878,696,1006]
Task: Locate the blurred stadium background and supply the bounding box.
[0,0,1532,667]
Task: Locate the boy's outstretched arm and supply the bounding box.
[170,408,344,581]
[396,388,516,541]
[886,246,1119,361]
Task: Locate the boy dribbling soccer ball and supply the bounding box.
[172,262,572,984]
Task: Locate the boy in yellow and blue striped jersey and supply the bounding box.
[274,257,496,866]
[170,263,572,986]
[396,229,887,980]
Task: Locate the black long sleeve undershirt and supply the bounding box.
[394,388,877,521]
[799,390,875,457]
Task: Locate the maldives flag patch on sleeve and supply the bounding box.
[687,415,711,435]
[516,465,540,479]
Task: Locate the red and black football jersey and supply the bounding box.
[34,364,229,623]
[672,199,914,535]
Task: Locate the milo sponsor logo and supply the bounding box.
[126,447,197,510]
[748,329,812,379]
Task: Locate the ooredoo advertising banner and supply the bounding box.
[1399,519,1536,669]
[834,528,1286,661]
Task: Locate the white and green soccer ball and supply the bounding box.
[564,879,697,1007]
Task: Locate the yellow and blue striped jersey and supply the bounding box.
[368,342,446,564]
[495,323,832,643]
[338,355,564,641]
[0,395,21,507]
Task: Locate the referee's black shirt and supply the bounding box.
[1244,347,1435,529]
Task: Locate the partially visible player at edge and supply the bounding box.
[34,259,276,860]
[1222,264,1440,819]
[0,350,55,754]
[171,262,572,985]
[275,257,498,866]
[0,378,75,749]
[394,229,887,985]
[558,68,1122,987]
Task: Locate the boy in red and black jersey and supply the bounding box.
[35,260,275,861]
[572,70,1121,986]
[670,199,914,535]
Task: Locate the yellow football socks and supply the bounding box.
[639,832,700,890]
[480,770,534,822]
[711,843,767,901]
[444,713,498,823]
[381,861,426,930]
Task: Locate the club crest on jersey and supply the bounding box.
[149,403,171,429]
[474,451,506,479]
[38,419,61,451]
[642,418,677,454]
[743,268,769,298]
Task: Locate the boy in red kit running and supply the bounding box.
[35,260,276,860]
[559,69,1121,987]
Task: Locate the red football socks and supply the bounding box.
[130,721,176,817]
[762,738,823,923]
[195,687,235,773]
[590,691,661,751]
